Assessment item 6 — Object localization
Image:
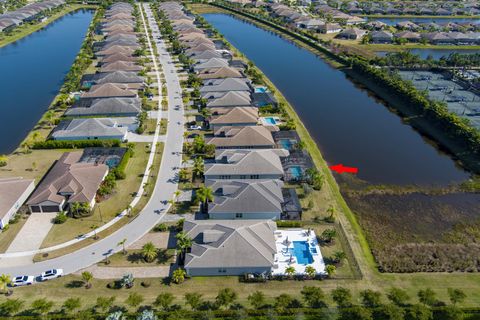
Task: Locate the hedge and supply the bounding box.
[32,139,121,149]
[112,148,132,180]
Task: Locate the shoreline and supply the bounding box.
[0,4,97,48]
[199,3,479,177]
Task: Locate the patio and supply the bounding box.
[271,229,326,276]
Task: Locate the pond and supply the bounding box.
[0,9,94,154]
[203,13,470,185]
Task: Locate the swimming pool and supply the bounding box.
[293,241,314,265]
[289,166,303,179]
[255,87,267,93]
[264,117,277,125]
[279,139,293,150]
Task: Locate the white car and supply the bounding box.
[189,125,202,130]
[11,275,34,287]
[39,269,63,281]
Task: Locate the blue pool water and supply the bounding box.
[279,139,293,150]
[293,241,314,265]
[264,117,277,125]
[289,166,303,179]
[255,87,267,93]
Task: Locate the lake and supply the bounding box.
[0,9,94,154]
[203,13,470,185]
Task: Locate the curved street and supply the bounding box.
[0,3,185,277]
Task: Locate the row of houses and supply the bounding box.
[341,1,480,16]
[159,2,325,278]
[50,3,146,142]
[0,0,65,32]
[0,3,141,228]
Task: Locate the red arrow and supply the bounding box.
[330,164,358,174]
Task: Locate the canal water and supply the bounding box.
[0,9,94,154]
[203,13,470,185]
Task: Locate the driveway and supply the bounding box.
[0,3,185,276]
[3,213,56,267]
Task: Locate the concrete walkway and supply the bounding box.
[126,132,156,143]
[4,213,56,267]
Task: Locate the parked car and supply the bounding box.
[11,275,34,287]
[39,269,63,281]
[189,125,202,130]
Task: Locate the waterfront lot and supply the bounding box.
[399,70,480,130]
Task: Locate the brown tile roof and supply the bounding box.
[0,178,34,220]
[198,66,243,80]
[100,61,142,73]
[207,126,275,148]
[209,107,258,126]
[27,152,108,206]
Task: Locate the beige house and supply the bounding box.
[27,152,108,213]
[0,178,35,229]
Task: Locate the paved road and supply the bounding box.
[0,3,185,277]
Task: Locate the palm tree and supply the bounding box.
[44,110,55,127]
[285,266,296,279]
[176,231,192,262]
[172,268,186,284]
[117,238,127,255]
[168,199,176,214]
[195,185,213,213]
[192,156,204,179]
[325,265,336,278]
[141,242,158,263]
[0,274,11,293]
[305,265,316,279]
[81,271,93,289]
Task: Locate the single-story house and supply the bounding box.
[205,91,252,108]
[207,126,276,149]
[200,78,251,94]
[206,179,285,220]
[183,219,277,276]
[208,107,258,131]
[370,31,394,43]
[198,66,243,80]
[27,152,108,213]
[0,178,35,229]
[319,23,342,34]
[204,149,288,180]
[336,28,367,40]
[65,97,142,117]
[51,117,137,141]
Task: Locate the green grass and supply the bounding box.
[0,4,97,48]
[98,248,175,267]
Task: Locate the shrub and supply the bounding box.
[33,139,121,149]
[53,211,67,224]
[113,148,132,180]
[141,280,151,288]
[276,221,302,228]
[0,155,7,167]
[154,223,168,232]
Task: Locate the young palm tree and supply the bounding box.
[305,265,316,279]
[81,271,93,289]
[0,274,11,293]
[167,199,176,214]
[172,268,186,284]
[325,265,336,278]
[192,157,204,179]
[285,266,296,279]
[117,238,127,255]
[141,242,158,263]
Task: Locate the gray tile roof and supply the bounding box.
[65,98,141,117]
[206,179,284,215]
[51,117,136,140]
[183,219,277,269]
[200,78,251,93]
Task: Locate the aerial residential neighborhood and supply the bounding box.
[0,0,479,319]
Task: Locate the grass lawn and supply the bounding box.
[144,118,158,135]
[98,248,175,267]
[0,4,97,48]
[160,119,168,135]
[0,149,66,181]
[39,143,158,248]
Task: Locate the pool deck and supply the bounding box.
[272,229,326,275]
